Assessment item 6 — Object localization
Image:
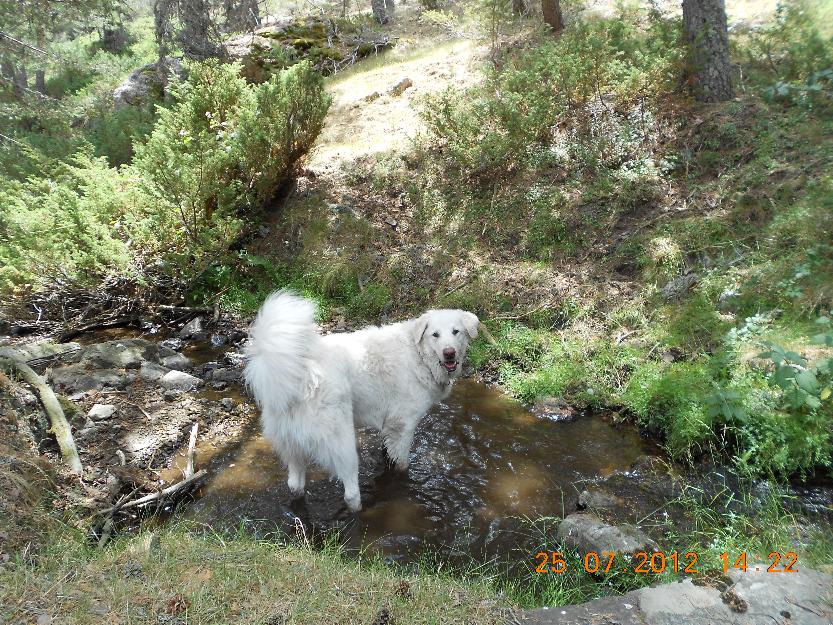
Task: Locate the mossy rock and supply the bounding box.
[226,15,392,82]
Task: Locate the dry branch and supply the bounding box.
[97,469,208,515]
[0,357,83,475]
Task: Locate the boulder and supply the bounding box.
[76,339,162,370]
[388,77,413,96]
[531,396,578,422]
[161,353,192,371]
[113,57,186,108]
[179,316,204,339]
[556,513,658,556]
[139,361,170,382]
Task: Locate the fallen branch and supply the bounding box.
[0,357,83,475]
[184,422,199,479]
[96,469,207,516]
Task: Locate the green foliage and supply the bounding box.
[0,151,134,292]
[1,60,329,293]
[133,59,329,276]
[745,0,833,110]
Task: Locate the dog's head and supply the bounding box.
[412,309,480,379]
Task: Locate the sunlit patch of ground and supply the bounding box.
[308,35,483,175]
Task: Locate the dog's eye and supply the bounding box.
[452,329,459,335]
[432,332,440,338]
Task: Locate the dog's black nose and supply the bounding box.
[443,347,456,361]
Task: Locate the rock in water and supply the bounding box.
[556,512,657,556]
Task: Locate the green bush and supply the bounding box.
[1,59,330,294]
[133,59,330,277]
[0,151,134,292]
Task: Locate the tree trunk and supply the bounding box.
[383,0,395,19]
[371,0,389,25]
[224,0,260,33]
[178,0,224,59]
[512,0,526,15]
[541,0,563,32]
[35,69,46,93]
[683,0,734,102]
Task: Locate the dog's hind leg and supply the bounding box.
[286,453,306,499]
[322,406,362,512]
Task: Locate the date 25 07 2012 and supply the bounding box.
[534,550,799,574]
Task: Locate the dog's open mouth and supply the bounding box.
[441,360,458,373]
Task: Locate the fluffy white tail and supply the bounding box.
[243,290,320,416]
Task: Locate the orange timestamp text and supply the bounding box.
[534,550,799,574]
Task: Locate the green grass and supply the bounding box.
[0,522,504,625]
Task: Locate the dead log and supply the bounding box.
[0,357,83,475]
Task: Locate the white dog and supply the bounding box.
[243,291,481,512]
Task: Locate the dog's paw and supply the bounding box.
[345,495,362,512]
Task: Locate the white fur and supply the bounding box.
[243,290,479,511]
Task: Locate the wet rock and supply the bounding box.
[220,397,235,411]
[556,513,658,556]
[520,566,833,625]
[224,351,247,367]
[209,368,240,384]
[531,396,577,422]
[161,353,192,371]
[388,77,413,96]
[163,389,182,402]
[179,316,204,339]
[209,334,227,348]
[139,361,170,382]
[159,370,202,392]
[160,338,183,351]
[87,404,116,421]
[578,488,625,511]
[76,423,103,440]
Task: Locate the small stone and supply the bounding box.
[88,404,117,421]
[159,370,202,391]
[364,91,381,102]
[220,397,235,411]
[388,77,413,96]
[384,216,398,227]
[210,334,227,348]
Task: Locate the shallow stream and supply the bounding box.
[182,378,657,564]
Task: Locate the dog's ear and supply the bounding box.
[459,311,479,339]
[411,314,429,345]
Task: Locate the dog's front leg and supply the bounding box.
[383,419,419,471]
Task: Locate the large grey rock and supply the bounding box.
[557,513,658,556]
[0,341,81,363]
[179,316,204,339]
[139,361,170,382]
[50,365,132,392]
[113,57,185,108]
[76,339,161,370]
[520,566,833,625]
[161,353,192,371]
[159,370,202,391]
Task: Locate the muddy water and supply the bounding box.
[183,379,655,565]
